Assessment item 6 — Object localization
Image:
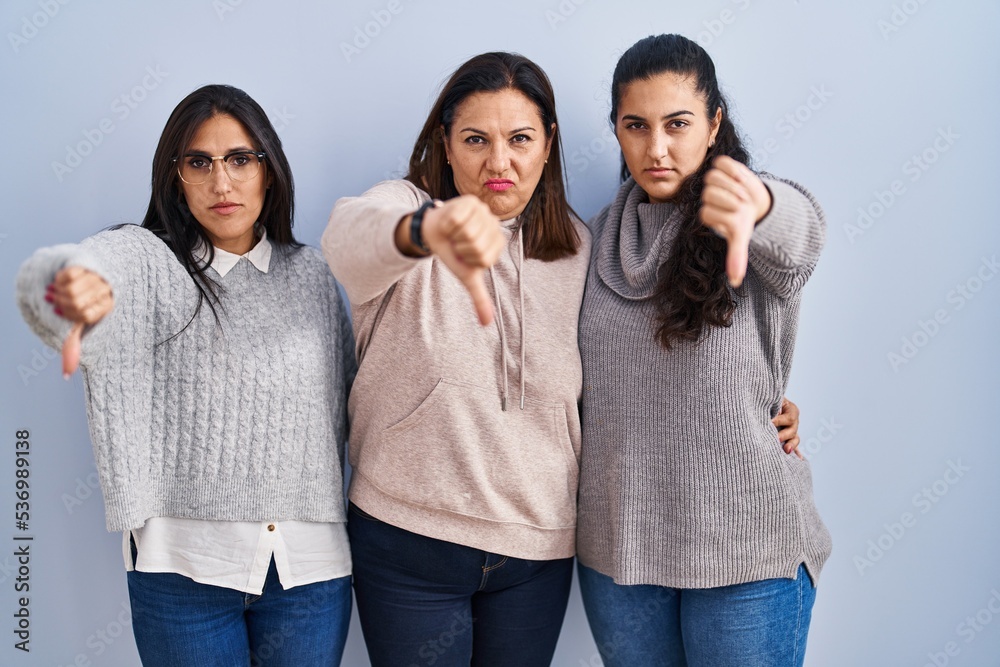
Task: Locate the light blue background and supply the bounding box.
[2,1,998,665]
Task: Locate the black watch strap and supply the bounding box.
[409,200,438,254]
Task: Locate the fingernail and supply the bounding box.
[44,294,54,303]
[54,307,63,316]
[63,373,71,381]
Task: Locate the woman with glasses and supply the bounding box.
[16,84,355,666]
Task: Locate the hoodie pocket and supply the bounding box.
[363,378,579,529]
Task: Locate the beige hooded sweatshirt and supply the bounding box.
[322,179,590,560]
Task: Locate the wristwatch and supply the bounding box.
[409,200,440,255]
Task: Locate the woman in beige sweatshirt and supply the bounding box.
[322,52,590,666]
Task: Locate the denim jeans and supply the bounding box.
[347,502,573,667]
[577,562,816,667]
[127,552,352,666]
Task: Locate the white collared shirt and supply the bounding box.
[123,233,351,594]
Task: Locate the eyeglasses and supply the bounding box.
[172,151,266,185]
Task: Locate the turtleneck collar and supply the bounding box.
[595,178,686,300]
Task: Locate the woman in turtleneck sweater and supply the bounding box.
[576,34,831,666]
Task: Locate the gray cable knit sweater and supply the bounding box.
[576,176,832,589]
[16,225,355,531]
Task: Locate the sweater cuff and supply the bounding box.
[750,179,824,271]
[15,244,114,359]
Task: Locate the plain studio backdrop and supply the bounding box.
[1,1,998,665]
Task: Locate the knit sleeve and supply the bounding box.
[338,293,358,396]
[15,225,159,367]
[748,176,826,298]
[335,279,357,469]
[321,179,430,306]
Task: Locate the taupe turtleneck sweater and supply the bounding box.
[577,176,832,588]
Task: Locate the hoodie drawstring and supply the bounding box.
[488,226,526,411]
[489,268,509,411]
[517,227,525,410]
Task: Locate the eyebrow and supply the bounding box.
[459,126,537,135]
[184,145,255,155]
[622,111,694,122]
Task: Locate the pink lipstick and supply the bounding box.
[485,179,514,192]
[210,201,241,215]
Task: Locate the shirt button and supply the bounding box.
[267,524,275,532]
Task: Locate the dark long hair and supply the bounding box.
[611,34,750,349]
[141,84,298,323]
[406,52,579,261]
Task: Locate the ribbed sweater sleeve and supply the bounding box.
[750,177,827,298]
[321,180,429,305]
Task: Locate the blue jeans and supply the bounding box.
[577,562,816,667]
[347,502,573,667]
[127,551,351,666]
